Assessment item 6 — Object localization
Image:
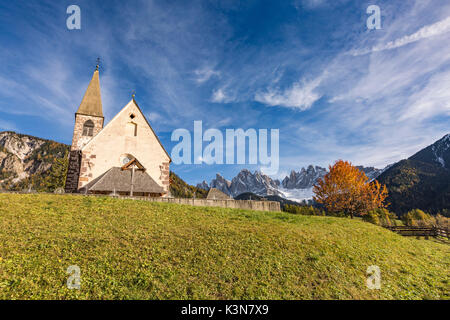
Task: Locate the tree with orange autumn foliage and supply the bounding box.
[313,160,388,218]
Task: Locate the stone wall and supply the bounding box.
[71,114,104,151]
[159,161,170,194]
[126,197,281,212]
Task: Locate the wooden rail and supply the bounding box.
[385,226,449,240]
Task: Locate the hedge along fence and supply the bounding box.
[0,191,281,212]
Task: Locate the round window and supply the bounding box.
[120,154,133,165]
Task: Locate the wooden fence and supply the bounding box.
[384,226,449,240]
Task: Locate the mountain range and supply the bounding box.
[377,134,450,215]
[1,130,449,215]
[197,165,383,202]
[197,134,450,215]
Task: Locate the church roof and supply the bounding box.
[76,69,103,118]
[206,188,232,200]
[82,167,164,194]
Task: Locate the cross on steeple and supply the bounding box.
[96,57,100,71]
[131,90,136,99]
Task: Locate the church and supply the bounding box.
[64,65,171,197]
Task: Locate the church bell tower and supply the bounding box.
[65,63,104,193]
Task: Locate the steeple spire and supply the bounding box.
[76,66,103,118]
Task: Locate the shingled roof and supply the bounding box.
[76,69,103,118]
[82,167,164,194]
[206,188,232,200]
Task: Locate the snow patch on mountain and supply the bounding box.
[279,187,314,202]
[428,135,450,169]
[409,133,450,170]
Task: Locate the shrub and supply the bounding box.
[362,211,379,225]
[400,210,449,228]
[283,204,323,216]
[363,208,397,226]
[433,214,449,229]
[402,209,432,226]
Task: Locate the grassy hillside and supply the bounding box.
[0,194,448,300]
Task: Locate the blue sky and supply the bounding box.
[0,0,449,185]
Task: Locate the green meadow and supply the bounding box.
[0,194,448,299]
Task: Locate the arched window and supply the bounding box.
[82,120,94,136]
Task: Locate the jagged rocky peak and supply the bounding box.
[281,165,327,189]
[234,169,277,188]
[196,180,210,191]
[199,169,283,197]
[229,169,281,197]
[209,173,231,195]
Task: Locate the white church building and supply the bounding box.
[64,65,171,197]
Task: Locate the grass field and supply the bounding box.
[0,194,448,299]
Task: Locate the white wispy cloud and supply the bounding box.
[216,117,232,127]
[295,0,350,10]
[295,0,326,9]
[211,88,234,103]
[2,0,449,174]
[147,112,162,122]
[115,0,235,128]
[0,60,73,122]
[276,2,450,169]
[400,71,450,121]
[194,68,220,83]
[254,77,323,110]
[351,16,450,56]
